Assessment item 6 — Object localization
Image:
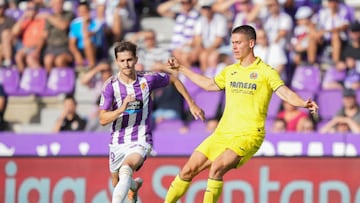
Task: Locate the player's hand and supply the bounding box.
[118,94,136,113]
[123,94,136,105]
[189,103,206,121]
[305,98,319,121]
[167,57,180,70]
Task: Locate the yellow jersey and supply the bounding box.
[214,57,284,136]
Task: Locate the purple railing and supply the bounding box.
[1,131,360,157]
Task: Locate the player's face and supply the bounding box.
[115,51,138,76]
[231,32,254,60]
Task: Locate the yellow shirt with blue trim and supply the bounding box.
[214,57,284,136]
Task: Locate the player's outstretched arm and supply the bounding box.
[275,85,319,119]
[170,75,206,121]
[168,57,220,91]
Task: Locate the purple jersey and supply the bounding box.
[99,71,170,145]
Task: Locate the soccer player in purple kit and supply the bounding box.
[99,41,205,203]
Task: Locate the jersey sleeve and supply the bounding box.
[99,78,114,110]
[150,72,170,89]
[267,66,285,91]
[214,67,227,89]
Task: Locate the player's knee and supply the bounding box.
[119,165,133,177]
[209,163,227,179]
[112,176,119,187]
[180,166,197,181]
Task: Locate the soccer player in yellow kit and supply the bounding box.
[164,25,319,203]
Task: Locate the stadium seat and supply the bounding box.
[42,67,75,96]
[296,90,315,100]
[268,93,281,119]
[5,8,23,20]
[18,68,47,96]
[140,17,175,44]
[322,67,346,89]
[152,119,186,133]
[291,65,321,93]
[179,67,202,97]
[265,118,275,132]
[193,90,224,119]
[316,90,343,120]
[0,67,20,95]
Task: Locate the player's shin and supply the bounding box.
[112,165,133,203]
[164,175,191,203]
[203,178,223,203]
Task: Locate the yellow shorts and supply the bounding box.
[195,132,264,168]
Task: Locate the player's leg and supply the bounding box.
[204,149,241,203]
[165,151,211,203]
[203,134,264,203]
[112,152,144,203]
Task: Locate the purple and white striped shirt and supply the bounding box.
[99,71,170,145]
[170,9,200,50]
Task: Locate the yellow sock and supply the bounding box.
[203,179,223,203]
[164,175,190,203]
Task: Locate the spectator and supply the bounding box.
[298,117,316,133]
[128,29,171,71]
[0,84,9,131]
[320,84,360,134]
[42,0,75,73]
[230,0,262,30]
[80,60,113,94]
[322,21,360,90]
[68,0,105,70]
[321,62,347,90]
[157,0,200,68]
[307,0,353,65]
[85,95,109,132]
[104,0,138,44]
[335,88,360,124]
[12,1,46,73]
[0,0,15,67]
[81,61,112,132]
[270,118,287,133]
[254,28,288,81]
[319,116,360,134]
[212,0,262,38]
[193,0,228,73]
[276,100,309,132]
[262,0,293,50]
[290,6,313,66]
[341,20,360,90]
[53,95,87,132]
[152,84,186,125]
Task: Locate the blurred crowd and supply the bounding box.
[0,0,360,134]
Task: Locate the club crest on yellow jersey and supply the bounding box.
[250,72,258,79]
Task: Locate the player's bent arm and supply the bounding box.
[99,109,123,126]
[99,107,129,126]
[170,75,195,105]
[179,65,220,91]
[170,76,206,121]
[99,94,135,125]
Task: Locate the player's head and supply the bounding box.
[231,25,256,60]
[231,25,256,41]
[114,41,137,59]
[113,41,138,74]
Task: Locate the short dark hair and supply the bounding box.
[231,25,257,41]
[113,41,137,59]
[78,0,90,9]
[64,94,77,105]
